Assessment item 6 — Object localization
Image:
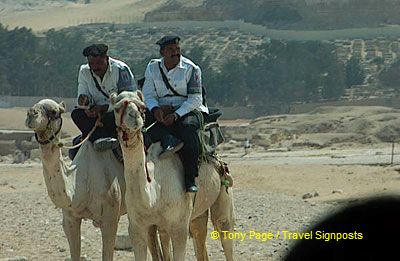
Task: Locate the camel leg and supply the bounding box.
[62,211,82,261]
[190,210,209,261]
[159,229,172,261]
[169,226,189,261]
[129,220,149,261]
[100,209,120,261]
[147,225,163,261]
[210,188,235,261]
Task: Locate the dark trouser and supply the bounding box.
[144,110,202,187]
[71,108,117,143]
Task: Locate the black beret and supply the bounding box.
[82,44,108,57]
[156,35,180,49]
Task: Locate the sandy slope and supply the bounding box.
[0,0,168,31]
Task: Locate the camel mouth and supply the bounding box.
[25,121,35,130]
[25,106,49,132]
[25,113,39,130]
[114,108,143,132]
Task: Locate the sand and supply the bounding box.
[1,105,400,260]
[0,0,167,31]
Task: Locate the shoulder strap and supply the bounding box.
[158,62,187,97]
[90,70,110,99]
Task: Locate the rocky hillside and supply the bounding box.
[145,0,400,29]
[220,106,400,152]
[2,0,400,30]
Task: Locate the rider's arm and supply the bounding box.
[174,66,203,117]
[142,63,160,112]
[77,65,92,108]
[117,65,137,93]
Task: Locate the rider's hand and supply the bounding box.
[85,105,108,118]
[152,107,164,122]
[91,105,108,114]
[85,109,97,118]
[162,113,176,127]
[78,95,89,106]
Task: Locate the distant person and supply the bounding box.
[70,43,137,160]
[142,35,208,193]
[244,138,251,152]
[284,195,400,261]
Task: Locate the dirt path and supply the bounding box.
[1,153,399,260]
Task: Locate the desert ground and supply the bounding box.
[0,0,168,31]
[1,106,400,260]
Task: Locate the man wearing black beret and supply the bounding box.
[69,43,137,160]
[142,36,208,193]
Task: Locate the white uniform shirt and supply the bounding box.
[77,57,136,112]
[142,55,208,117]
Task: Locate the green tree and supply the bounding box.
[345,57,365,87]
[39,29,88,97]
[0,26,41,96]
[378,59,400,88]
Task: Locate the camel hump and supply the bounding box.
[146,142,163,162]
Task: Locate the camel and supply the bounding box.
[110,91,235,261]
[25,99,126,261]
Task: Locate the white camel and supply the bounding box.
[25,99,126,261]
[110,91,235,261]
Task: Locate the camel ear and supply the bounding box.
[58,101,66,113]
[133,99,146,113]
[110,92,118,105]
[138,101,146,113]
[136,90,144,102]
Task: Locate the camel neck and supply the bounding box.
[40,144,74,209]
[121,140,148,187]
[121,134,158,208]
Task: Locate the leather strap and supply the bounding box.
[90,70,110,99]
[158,62,187,97]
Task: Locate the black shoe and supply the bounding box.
[159,135,184,159]
[93,137,119,152]
[186,185,198,193]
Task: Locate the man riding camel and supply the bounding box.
[70,43,137,160]
[142,35,208,193]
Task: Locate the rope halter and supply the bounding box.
[34,107,63,145]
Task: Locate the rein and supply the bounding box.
[59,115,101,149]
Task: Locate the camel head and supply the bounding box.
[111,90,146,134]
[25,99,65,132]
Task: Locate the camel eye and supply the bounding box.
[115,107,120,113]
